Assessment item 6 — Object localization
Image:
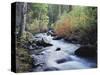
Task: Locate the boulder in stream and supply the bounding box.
[75,45,97,58]
[44,67,59,71]
[36,38,53,47]
[56,48,61,51]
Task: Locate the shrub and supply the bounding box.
[55,19,72,37]
[54,6,97,44]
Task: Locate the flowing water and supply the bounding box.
[31,33,96,72]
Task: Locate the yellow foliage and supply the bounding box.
[55,19,72,37]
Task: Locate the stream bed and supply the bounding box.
[31,33,96,72]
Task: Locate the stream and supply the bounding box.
[31,33,96,72]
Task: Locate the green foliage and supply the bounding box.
[54,6,97,44]
[19,31,34,45]
[48,5,72,26]
[32,3,48,18]
[26,3,49,33]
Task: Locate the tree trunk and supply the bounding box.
[38,10,42,32]
[58,5,61,17]
[19,3,27,39]
[58,5,61,19]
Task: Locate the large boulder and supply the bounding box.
[32,34,53,47]
[75,45,97,58]
[35,38,53,47]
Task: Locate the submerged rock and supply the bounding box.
[56,48,61,51]
[44,67,59,71]
[58,61,89,70]
[75,45,97,58]
[56,58,71,64]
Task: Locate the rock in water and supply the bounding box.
[56,48,61,51]
[56,58,71,64]
[36,38,53,47]
[75,45,97,58]
[44,67,59,71]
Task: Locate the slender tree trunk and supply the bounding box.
[58,6,61,17]
[22,3,27,34]
[58,5,61,19]
[19,3,27,39]
[38,10,42,32]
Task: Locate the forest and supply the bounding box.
[15,2,97,72]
